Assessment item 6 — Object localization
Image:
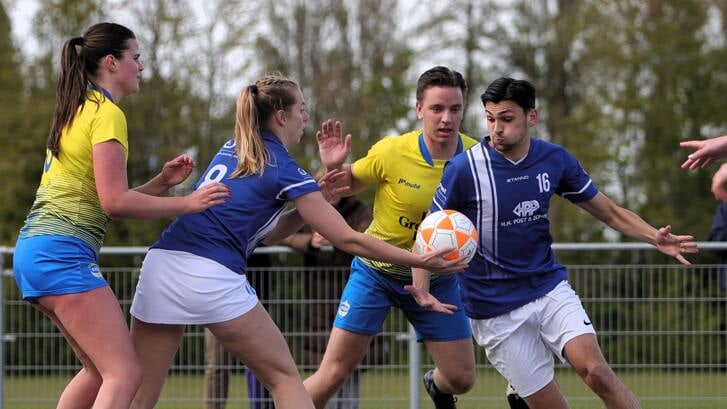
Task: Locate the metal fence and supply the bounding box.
[1,245,726,409]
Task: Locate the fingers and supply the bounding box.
[675,254,691,266]
[316,119,337,142]
[170,154,194,166]
[199,182,231,204]
[343,133,352,152]
[679,140,699,149]
[423,246,456,259]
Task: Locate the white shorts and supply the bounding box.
[469,280,596,397]
[130,249,259,325]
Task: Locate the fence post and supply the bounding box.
[408,323,420,409]
[0,247,6,409]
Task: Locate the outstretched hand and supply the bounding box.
[680,135,727,170]
[160,154,195,187]
[404,285,458,314]
[185,182,230,213]
[654,225,698,265]
[317,169,349,204]
[417,246,469,274]
[317,120,352,169]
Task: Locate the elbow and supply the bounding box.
[100,199,126,220]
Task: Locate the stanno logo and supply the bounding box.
[506,175,529,183]
[513,200,539,217]
[338,300,350,317]
[397,178,421,189]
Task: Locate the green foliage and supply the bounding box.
[2,0,727,248]
[0,3,29,244]
[254,0,413,175]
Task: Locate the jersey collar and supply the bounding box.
[261,130,286,150]
[91,85,114,102]
[418,132,464,166]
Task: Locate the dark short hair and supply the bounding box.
[480,77,535,112]
[416,66,467,101]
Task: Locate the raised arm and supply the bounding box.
[93,140,230,219]
[576,192,698,265]
[317,119,368,195]
[134,154,196,196]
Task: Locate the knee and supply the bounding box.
[445,370,476,394]
[318,361,356,390]
[581,363,615,393]
[108,356,143,394]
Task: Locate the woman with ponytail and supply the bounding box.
[128,73,466,409]
[12,22,230,409]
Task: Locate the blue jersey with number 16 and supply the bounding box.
[152,131,319,275]
[431,137,598,319]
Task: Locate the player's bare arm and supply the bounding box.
[576,192,698,265]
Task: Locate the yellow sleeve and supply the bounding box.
[351,136,394,184]
[90,102,129,152]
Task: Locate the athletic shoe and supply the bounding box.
[506,384,530,409]
[423,369,457,409]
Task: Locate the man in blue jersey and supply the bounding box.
[408,77,698,409]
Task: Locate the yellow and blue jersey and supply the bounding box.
[19,90,129,254]
[352,130,478,279]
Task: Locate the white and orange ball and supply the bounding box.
[415,209,478,263]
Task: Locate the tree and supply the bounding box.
[0,1,29,243]
[0,0,109,244]
[254,0,414,177]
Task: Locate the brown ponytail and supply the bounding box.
[47,23,136,157]
[231,74,299,177]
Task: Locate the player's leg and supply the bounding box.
[506,383,531,409]
[541,281,640,409]
[304,328,373,408]
[32,303,99,409]
[406,275,475,408]
[209,303,315,409]
[39,288,143,409]
[204,328,232,409]
[14,236,142,409]
[129,318,185,409]
[563,335,640,409]
[304,259,390,409]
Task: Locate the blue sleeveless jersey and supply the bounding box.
[431,137,598,319]
[153,131,319,274]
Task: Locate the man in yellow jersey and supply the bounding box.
[303,66,478,409]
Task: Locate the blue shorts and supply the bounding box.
[333,257,471,342]
[13,235,107,303]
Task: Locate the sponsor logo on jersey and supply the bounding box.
[506,175,529,183]
[397,178,421,189]
[513,200,539,217]
[337,300,350,317]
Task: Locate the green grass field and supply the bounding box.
[4,369,727,408]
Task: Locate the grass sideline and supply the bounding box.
[4,369,726,408]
